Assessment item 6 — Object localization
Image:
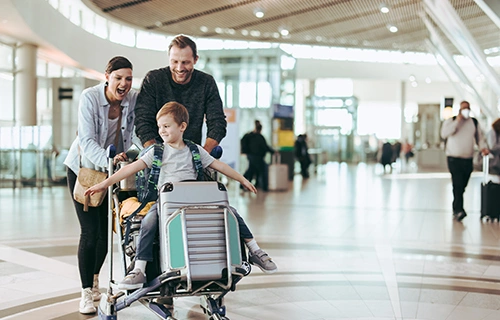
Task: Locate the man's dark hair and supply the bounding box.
[169,35,197,58]
[460,100,470,108]
[105,56,133,74]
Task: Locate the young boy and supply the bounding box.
[85,101,277,290]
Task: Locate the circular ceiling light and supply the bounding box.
[379,3,390,13]
[387,24,398,33]
[279,27,289,36]
[254,8,264,18]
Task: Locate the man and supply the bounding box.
[441,100,489,221]
[135,34,226,153]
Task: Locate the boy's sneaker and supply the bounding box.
[117,268,146,290]
[249,249,277,274]
[79,288,96,314]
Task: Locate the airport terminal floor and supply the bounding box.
[2,161,500,320]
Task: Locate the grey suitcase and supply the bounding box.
[268,154,288,191]
[157,181,242,281]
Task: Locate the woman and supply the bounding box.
[64,56,137,314]
[486,118,500,179]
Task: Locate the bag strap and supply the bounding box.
[123,143,163,245]
[184,139,204,181]
[113,109,122,149]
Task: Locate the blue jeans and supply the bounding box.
[136,203,253,262]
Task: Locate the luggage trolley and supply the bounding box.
[99,146,250,320]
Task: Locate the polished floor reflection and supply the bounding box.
[2,162,500,320]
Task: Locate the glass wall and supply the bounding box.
[0,43,95,187]
[0,42,14,125]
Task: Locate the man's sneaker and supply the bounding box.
[79,288,96,314]
[117,268,146,290]
[455,211,467,222]
[248,249,277,274]
[92,275,101,301]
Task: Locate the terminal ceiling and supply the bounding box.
[87,0,500,55]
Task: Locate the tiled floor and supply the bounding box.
[2,161,500,320]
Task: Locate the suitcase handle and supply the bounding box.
[483,154,489,184]
[273,152,281,164]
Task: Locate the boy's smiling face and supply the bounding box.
[157,113,186,145]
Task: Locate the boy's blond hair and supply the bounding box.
[156,101,189,126]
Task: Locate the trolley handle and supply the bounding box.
[106,144,116,297]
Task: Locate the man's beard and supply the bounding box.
[172,69,192,84]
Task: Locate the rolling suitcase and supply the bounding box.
[480,155,500,221]
[268,154,288,191]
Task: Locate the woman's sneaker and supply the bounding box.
[249,249,277,274]
[79,288,96,314]
[118,268,146,290]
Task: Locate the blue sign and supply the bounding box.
[273,104,294,118]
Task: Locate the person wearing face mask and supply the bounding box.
[64,56,138,314]
[441,100,489,222]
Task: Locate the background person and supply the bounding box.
[64,56,137,314]
[242,120,275,191]
[294,133,312,178]
[440,100,489,222]
[486,118,500,179]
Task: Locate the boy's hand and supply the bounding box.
[84,182,107,196]
[241,180,257,194]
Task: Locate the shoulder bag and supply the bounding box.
[73,109,121,211]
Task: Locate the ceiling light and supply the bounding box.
[387,24,398,33]
[425,77,431,84]
[379,3,390,13]
[250,30,261,37]
[253,8,264,18]
[279,26,289,36]
[409,75,416,81]
[200,26,208,33]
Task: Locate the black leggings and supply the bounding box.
[67,168,108,289]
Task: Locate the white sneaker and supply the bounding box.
[79,288,96,314]
[92,275,101,301]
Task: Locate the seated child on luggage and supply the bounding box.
[85,101,277,290]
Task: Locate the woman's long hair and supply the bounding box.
[492,118,500,134]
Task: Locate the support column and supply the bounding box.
[15,43,37,126]
[400,81,406,142]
